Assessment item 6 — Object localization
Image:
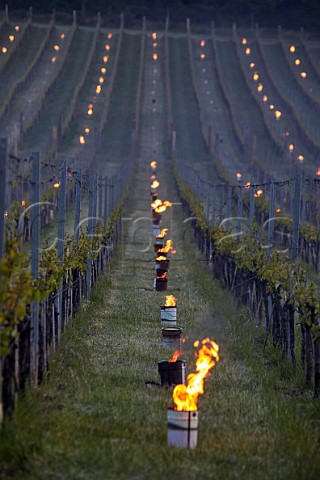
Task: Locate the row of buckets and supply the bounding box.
[150,160,197,449]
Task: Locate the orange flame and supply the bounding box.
[151,180,160,189]
[153,200,172,213]
[150,160,157,168]
[156,228,168,239]
[168,349,184,363]
[165,295,177,306]
[157,271,167,279]
[151,198,162,209]
[172,338,219,411]
[158,240,176,254]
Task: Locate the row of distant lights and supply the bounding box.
[152,32,158,60]
[51,32,65,63]
[1,25,20,54]
[79,33,113,145]
[288,44,307,78]
[241,37,308,169]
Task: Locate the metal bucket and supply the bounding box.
[160,305,176,325]
[158,360,185,386]
[154,277,168,291]
[161,327,182,349]
[155,259,170,270]
[153,225,161,237]
[167,408,198,449]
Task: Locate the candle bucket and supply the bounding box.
[155,259,170,270]
[161,327,182,349]
[161,305,176,325]
[154,277,168,291]
[167,408,198,449]
[154,238,164,250]
[156,268,168,277]
[158,360,185,386]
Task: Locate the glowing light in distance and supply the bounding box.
[53,45,60,51]
[289,45,296,53]
[295,58,301,65]
[242,38,247,45]
[101,67,106,74]
[245,47,250,55]
[153,53,158,60]
[1,47,7,54]
[96,85,101,94]
[250,62,255,68]
[105,44,110,51]
[51,56,56,63]
[103,55,109,63]
[60,33,65,39]
[152,32,157,39]
[200,40,205,47]
[262,95,268,102]
[108,33,112,39]
[8,35,14,42]
[15,25,20,31]
[300,71,307,78]
[79,135,85,144]
[253,72,259,81]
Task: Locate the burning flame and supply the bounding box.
[156,255,167,261]
[150,160,157,168]
[151,180,160,189]
[157,271,167,279]
[152,200,173,213]
[156,228,168,239]
[168,349,183,363]
[165,295,177,306]
[158,240,176,255]
[151,198,162,209]
[172,338,220,411]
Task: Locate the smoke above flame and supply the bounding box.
[172,337,219,411]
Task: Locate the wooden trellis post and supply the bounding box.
[30,152,40,389]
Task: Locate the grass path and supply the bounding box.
[1,32,320,480]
